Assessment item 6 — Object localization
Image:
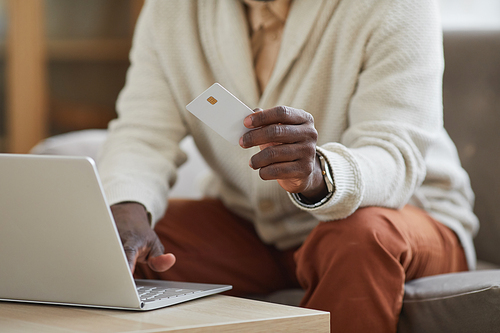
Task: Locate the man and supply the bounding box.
[98,0,478,332]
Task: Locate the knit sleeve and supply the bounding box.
[97,0,188,225]
[291,0,444,221]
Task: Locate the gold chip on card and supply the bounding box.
[207,96,218,105]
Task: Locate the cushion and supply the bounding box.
[30,130,210,199]
[398,270,500,333]
[29,129,108,161]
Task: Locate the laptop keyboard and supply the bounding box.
[137,286,202,303]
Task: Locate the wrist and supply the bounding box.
[299,154,329,203]
[293,152,335,207]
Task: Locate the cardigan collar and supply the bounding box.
[198,0,327,108]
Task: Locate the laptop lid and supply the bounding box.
[0,154,231,310]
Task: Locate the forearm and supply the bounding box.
[97,1,188,224]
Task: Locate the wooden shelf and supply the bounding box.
[6,0,48,154]
[48,38,131,62]
[0,42,5,60]
[50,99,116,131]
[0,39,131,62]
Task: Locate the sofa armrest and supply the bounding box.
[398,270,500,333]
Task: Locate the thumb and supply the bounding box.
[147,236,176,272]
[148,235,165,258]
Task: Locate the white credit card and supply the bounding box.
[186,83,253,145]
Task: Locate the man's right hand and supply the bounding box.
[110,202,176,274]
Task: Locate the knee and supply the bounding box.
[295,207,409,271]
[339,207,408,254]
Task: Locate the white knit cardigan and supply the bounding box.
[98,0,479,268]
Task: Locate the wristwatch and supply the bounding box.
[318,153,335,194]
[291,152,334,208]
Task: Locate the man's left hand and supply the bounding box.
[240,106,328,202]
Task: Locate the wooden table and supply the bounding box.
[0,295,329,332]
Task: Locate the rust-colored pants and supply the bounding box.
[135,199,467,333]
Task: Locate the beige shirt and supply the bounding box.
[243,0,291,93]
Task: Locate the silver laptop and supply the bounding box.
[0,153,232,311]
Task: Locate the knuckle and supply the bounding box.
[300,114,317,139]
[276,105,289,118]
[263,146,278,161]
[276,125,286,137]
[266,124,284,138]
[309,128,318,141]
[304,110,314,124]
